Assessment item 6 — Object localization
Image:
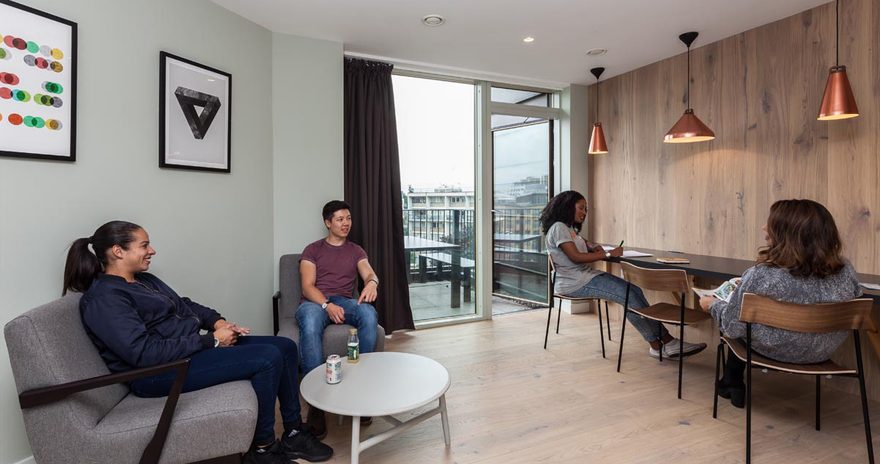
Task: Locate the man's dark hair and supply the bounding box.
[322,200,352,221]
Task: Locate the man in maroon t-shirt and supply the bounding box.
[297,200,379,437]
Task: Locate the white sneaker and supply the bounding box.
[649,339,707,359]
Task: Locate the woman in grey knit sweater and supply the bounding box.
[699,199,862,408]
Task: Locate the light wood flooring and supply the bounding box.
[295,308,880,463]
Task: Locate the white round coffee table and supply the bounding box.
[300,352,451,464]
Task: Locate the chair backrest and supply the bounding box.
[278,254,303,320]
[620,261,689,294]
[739,293,876,333]
[4,293,129,432]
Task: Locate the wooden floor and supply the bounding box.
[297,309,880,463]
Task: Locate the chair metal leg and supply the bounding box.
[746,324,752,464]
[713,342,722,419]
[854,332,875,464]
[815,375,821,431]
[677,323,684,399]
[556,300,562,334]
[616,309,627,372]
[543,305,552,350]
[597,300,606,359]
[605,301,612,341]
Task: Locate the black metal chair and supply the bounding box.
[712,293,875,463]
[544,255,611,358]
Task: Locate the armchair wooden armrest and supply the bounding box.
[19,358,190,464]
[273,291,281,336]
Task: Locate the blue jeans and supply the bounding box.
[566,272,670,342]
[297,296,378,374]
[129,336,301,445]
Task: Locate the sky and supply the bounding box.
[393,75,475,190]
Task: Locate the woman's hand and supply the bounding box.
[699,296,718,312]
[609,246,624,257]
[214,326,238,346]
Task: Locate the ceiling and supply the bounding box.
[211,0,830,89]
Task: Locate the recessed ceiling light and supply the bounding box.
[523,36,535,43]
[422,14,445,27]
[587,48,608,56]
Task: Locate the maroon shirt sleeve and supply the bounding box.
[301,241,319,264]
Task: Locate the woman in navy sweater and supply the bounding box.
[63,220,331,464]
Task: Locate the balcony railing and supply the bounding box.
[403,207,548,304]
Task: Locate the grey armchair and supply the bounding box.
[4,293,258,464]
[272,254,385,362]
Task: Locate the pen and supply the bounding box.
[618,240,624,247]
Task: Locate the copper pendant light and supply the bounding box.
[588,67,608,154]
[818,0,858,120]
[664,31,715,143]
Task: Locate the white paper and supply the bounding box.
[860,282,880,291]
[622,250,652,258]
[693,278,741,303]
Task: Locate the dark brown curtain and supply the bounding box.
[344,58,414,333]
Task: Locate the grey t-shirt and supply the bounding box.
[709,262,862,363]
[546,222,603,294]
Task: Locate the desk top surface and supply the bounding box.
[608,246,880,303]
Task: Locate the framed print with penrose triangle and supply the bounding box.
[159,51,231,172]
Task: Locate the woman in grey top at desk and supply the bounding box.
[540,190,707,358]
[700,199,861,408]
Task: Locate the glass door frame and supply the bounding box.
[394,71,562,329]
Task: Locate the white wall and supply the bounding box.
[271,33,344,278]
[560,84,589,195]
[0,1,276,462]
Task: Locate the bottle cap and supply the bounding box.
[349,328,357,334]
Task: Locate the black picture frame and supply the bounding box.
[159,51,231,173]
[0,0,77,162]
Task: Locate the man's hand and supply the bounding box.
[358,281,378,304]
[699,296,719,312]
[326,303,345,324]
[214,326,238,346]
[609,246,624,258]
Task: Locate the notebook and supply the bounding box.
[656,257,690,264]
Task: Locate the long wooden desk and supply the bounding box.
[606,246,880,304]
[604,246,880,388]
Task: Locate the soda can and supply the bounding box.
[325,354,342,384]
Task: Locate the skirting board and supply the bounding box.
[13,456,35,464]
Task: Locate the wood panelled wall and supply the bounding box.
[587,0,879,274]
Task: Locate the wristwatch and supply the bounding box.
[605,251,611,259]
[321,300,330,310]
[213,337,220,348]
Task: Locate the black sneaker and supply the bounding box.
[244,440,296,464]
[281,427,333,462]
[717,379,746,409]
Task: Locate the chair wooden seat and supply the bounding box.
[631,303,711,325]
[617,261,707,399]
[553,293,601,302]
[721,336,855,375]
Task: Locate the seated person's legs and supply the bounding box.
[329,295,379,353]
[567,272,704,356]
[296,301,331,374]
[131,340,294,448]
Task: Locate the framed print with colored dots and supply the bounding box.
[0,0,76,161]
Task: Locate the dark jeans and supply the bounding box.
[296,296,378,374]
[130,335,301,445]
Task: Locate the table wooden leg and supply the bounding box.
[351,415,361,464]
[440,394,451,446]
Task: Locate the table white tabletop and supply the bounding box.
[300,352,451,418]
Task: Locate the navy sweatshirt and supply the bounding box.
[80,273,224,373]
